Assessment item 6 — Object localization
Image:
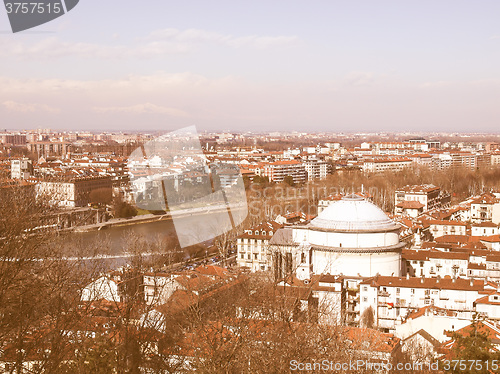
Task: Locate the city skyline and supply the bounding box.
[1,1,500,132]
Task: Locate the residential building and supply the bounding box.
[403,250,469,279]
[395,201,424,218]
[362,157,412,173]
[303,159,329,181]
[470,193,500,223]
[10,158,33,179]
[237,221,283,272]
[37,175,112,207]
[425,220,467,239]
[395,305,470,343]
[262,160,307,184]
[474,292,500,320]
[395,184,448,213]
[471,222,499,237]
[359,276,494,332]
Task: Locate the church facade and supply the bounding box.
[270,195,404,280]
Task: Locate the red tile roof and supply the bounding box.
[361,275,486,291]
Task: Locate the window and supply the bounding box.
[363,286,368,292]
[254,253,258,260]
[240,254,244,259]
[363,297,368,302]
[396,288,400,295]
[411,289,415,295]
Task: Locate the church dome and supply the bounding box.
[310,195,400,232]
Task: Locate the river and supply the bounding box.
[59,210,234,268]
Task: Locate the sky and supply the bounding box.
[1,0,500,133]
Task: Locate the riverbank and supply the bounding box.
[67,203,245,233]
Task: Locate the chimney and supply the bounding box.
[420,277,425,284]
[406,273,410,280]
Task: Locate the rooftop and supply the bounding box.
[309,195,399,232]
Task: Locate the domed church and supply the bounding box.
[270,195,403,280]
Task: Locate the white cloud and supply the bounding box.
[0,28,298,60]
[0,36,189,59]
[0,72,239,95]
[345,71,374,87]
[93,103,189,117]
[2,100,60,113]
[143,28,299,49]
[419,81,452,88]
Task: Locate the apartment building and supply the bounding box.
[395,201,425,218]
[10,158,33,179]
[408,153,433,168]
[395,184,446,213]
[451,152,477,169]
[471,222,499,237]
[359,276,493,331]
[470,193,500,223]
[425,220,467,239]
[37,175,112,207]
[261,160,307,184]
[361,157,412,173]
[403,250,469,279]
[403,246,500,282]
[236,221,283,272]
[1,134,27,146]
[491,152,500,166]
[303,159,329,181]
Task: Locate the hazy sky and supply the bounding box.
[1,1,500,132]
